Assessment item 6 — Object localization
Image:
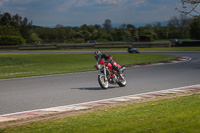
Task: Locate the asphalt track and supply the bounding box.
[0,51,200,115]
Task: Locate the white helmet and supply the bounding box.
[94,51,102,60]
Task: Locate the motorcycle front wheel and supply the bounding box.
[98,73,108,89]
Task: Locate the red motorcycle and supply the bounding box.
[95,59,126,89]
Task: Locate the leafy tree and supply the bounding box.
[123,30,133,42]
[0,24,25,45]
[20,17,33,43]
[93,24,102,30]
[153,22,169,39]
[167,15,191,38]
[0,12,33,43]
[0,24,21,36]
[110,29,124,41]
[28,30,43,44]
[103,19,112,31]
[119,24,127,29]
[126,24,135,29]
[0,12,12,25]
[138,25,157,41]
[190,16,200,39]
[126,24,138,41]
[65,26,74,42]
[97,29,112,42]
[55,24,65,29]
[176,0,200,17]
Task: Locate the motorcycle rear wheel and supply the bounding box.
[98,74,108,89]
[118,74,126,87]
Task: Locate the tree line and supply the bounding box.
[0,11,200,45]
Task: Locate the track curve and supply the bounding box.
[0,51,199,115]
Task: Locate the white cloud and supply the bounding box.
[56,0,78,11]
[103,0,117,4]
[56,0,125,11]
[101,0,124,5]
[17,7,26,11]
[9,0,35,3]
[75,1,90,7]
[131,0,146,7]
[0,0,9,7]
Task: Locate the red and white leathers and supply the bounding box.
[96,58,122,72]
[94,51,124,74]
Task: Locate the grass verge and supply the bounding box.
[1,92,200,132]
[138,47,200,51]
[0,53,177,79]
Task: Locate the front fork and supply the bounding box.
[98,65,108,81]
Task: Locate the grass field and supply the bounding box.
[1,92,200,132]
[0,53,177,79]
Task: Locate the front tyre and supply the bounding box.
[118,74,126,87]
[98,74,108,89]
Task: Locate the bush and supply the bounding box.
[0,24,21,36]
[73,38,85,43]
[0,36,26,45]
[96,39,109,43]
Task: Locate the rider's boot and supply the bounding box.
[113,65,125,74]
[120,66,126,72]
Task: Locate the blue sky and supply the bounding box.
[0,0,182,27]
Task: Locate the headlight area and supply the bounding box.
[97,64,103,69]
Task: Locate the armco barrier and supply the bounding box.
[180,40,200,47]
[131,42,170,48]
[0,42,170,50]
[95,42,131,48]
[57,43,94,49]
[96,42,170,48]
[18,45,57,50]
[95,42,170,48]
[0,45,19,50]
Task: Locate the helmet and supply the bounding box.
[94,51,102,60]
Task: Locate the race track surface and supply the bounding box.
[0,51,199,115]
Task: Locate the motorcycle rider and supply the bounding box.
[94,51,125,74]
[127,46,140,53]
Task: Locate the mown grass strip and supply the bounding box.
[1,93,200,132]
[0,53,177,79]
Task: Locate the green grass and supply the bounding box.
[0,53,177,79]
[1,93,200,132]
[138,47,200,51]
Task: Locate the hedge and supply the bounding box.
[0,36,26,45]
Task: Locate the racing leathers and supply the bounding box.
[96,54,124,74]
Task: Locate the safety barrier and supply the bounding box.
[179,40,200,47]
[0,42,170,50]
[57,43,94,49]
[18,45,57,50]
[0,45,19,50]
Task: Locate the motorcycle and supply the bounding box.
[127,46,140,53]
[95,59,126,89]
